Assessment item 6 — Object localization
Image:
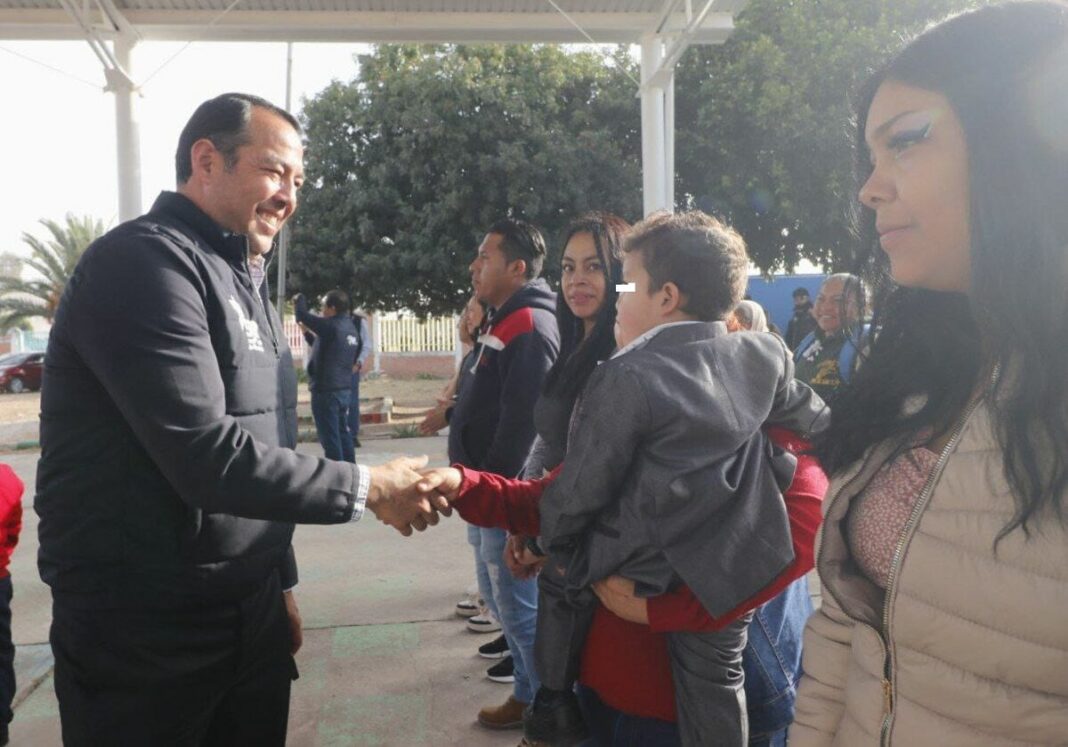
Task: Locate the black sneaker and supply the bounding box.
[478,634,510,660]
[523,687,589,746]
[486,655,515,684]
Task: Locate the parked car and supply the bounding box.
[0,352,44,393]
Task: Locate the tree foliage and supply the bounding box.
[674,0,989,272]
[0,214,106,329]
[291,1,993,312]
[291,44,642,316]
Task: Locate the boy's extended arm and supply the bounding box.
[450,464,563,536]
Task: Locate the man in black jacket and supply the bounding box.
[35,93,443,746]
[449,219,560,730]
[784,286,818,350]
[295,290,359,462]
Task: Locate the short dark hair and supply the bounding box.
[488,218,546,280]
[623,211,749,322]
[175,93,302,185]
[793,287,810,299]
[323,289,350,315]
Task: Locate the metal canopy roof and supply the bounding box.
[1,0,745,43]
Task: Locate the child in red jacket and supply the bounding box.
[0,464,22,747]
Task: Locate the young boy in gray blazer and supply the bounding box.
[525,211,827,746]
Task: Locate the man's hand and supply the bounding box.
[366,455,451,536]
[416,467,463,503]
[592,576,649,625]
[418,404,449,436]
[284,590,303,655]
[504,534,545,580]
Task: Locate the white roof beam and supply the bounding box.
[0,9,735,44]
[642,0,718,91]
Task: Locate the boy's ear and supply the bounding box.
[660,281,686,316]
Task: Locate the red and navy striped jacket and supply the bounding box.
[447,279,559,477]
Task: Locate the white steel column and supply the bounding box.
[111,37,142,221]
[640,34,673,216]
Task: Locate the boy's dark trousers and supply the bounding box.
[50,571,296,747]
[535,559,751,747]
[0,575,13,740]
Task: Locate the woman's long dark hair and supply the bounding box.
[818,1,1068,540]
[542,213,629,402]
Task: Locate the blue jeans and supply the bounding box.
[577,685,681,747]
[467,524,496,620]
[479,527,540,704]
[346,371,361,437]
[743,575,812,743]
[310,389,354,463]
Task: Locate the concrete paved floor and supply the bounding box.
[3,436,524,747]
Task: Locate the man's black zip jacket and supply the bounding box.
[36,192,364,610]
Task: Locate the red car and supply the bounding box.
[0,352,44,393]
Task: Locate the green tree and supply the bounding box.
[0,214,106,329]
[674,0,988,271]
[290,44,642,316]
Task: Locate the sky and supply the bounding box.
[0,38,820,279]
[1,40,369,259]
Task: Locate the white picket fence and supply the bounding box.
[284,313,461,375]
[377,315,456,353]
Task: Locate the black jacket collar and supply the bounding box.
[149,191,253,268]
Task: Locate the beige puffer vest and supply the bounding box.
[792,401,1068,746]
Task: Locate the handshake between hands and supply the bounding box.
[364,456,464,536]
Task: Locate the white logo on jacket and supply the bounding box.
[227,296,266,353]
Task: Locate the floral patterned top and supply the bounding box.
[846,443,939,589]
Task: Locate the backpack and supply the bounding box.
[793,325,870,384]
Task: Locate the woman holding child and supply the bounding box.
[422,212,828,747]
[793,3,1068,744]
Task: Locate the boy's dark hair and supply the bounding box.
[623,211,748,322]
[323,289,350,315]
[175,93,302,185]
[488,218,546,280]
[793,287,810,299]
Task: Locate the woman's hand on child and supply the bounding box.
[504,534,546,579]
[592,576,649,625]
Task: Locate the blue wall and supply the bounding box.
[745,274,826,332]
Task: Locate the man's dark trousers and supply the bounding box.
[311,389,355,462]
[0,576,13,741]
[50,572,296,746]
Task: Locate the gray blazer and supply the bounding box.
[539,322,828,617]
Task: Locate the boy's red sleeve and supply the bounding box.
[450,465,563,536]
[647,429,827,633]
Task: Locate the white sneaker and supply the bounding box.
[456,597,481,618]
[467,612,502,633]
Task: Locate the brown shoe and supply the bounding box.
[478,695,527,730]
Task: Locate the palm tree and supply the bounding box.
[0,213,107,330]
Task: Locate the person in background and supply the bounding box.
[728,299,770,333]
[295,290,360,462]
[793,4,1068,743]
[791,273,866,404]
[0,464,22,747]
[346,309,371,448]
[784,287,817,350]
